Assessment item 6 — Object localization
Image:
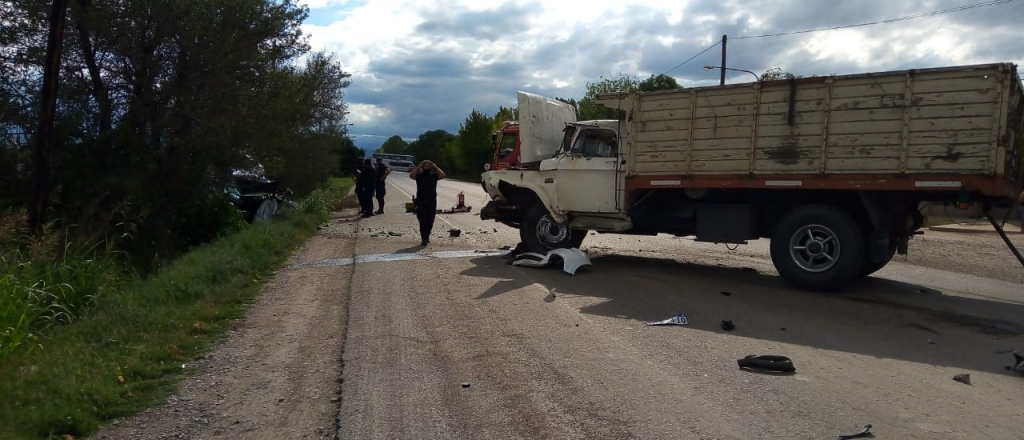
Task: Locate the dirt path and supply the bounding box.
[94,213,359,440]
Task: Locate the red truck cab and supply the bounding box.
[488,121,525,171]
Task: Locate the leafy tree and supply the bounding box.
[377,135,409,154]
[407,129,453,166]
[0,0,353,265]
[761,67,798,81]
[638,74,681,92]
[337,135,364,175]
[493,105,517,129]
[578,73,638,120]
[453,109,494,174]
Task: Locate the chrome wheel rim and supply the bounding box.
[536,214,569,248]
[789,224,841,273]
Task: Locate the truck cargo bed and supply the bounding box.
[598,63,1024,198]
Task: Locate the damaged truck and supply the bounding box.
[480,62,1024,291]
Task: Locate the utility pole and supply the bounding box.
[720,34,727,86]
[29,0,69,235]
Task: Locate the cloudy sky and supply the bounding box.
[300,0,1024,152]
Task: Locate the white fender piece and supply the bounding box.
[512,248,591,275]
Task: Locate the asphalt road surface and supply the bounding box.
[97,173,1024,440]
[337,175,1024,439]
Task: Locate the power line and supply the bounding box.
[663,40,722,74]
[736,0,1022,39]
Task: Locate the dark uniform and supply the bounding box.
[356,160,376,216]
[375,162,389,214]
[414,168,439,244]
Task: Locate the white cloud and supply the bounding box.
[301,0,1024,150]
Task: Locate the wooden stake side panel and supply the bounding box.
[626,63,1015,184]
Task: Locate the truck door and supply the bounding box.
[555,127,622,213]
[491,128,520,170]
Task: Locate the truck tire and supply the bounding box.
[769,205,865,292]
[520,203,586,253]
[859,241,897,278]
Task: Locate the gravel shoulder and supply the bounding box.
[93,213,359,440]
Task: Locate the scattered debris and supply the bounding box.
[722,320,736,331]
[512,248,591,275]
[449,228,462,237]
[780,327,787,331]
[737,355,796,373]
[646,313,688,326]
[388,231,402,237]
[461,382,471,388]
[330,397,340,403]
[837,424,873,440]
[1008,350,1024,373]
[952,373,971,385]
[370,233,381,238]
[493,228,498,232]
[499,245,512,251]
[720,291,732,296]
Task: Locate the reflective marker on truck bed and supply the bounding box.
[765,180,803,187]
[650,180,681,186]
[914,181,962,188]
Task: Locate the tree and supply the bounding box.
[407,129,453,166]
[0,0,352,265]
[336,135,363,174]
[761,67,798,81]
[28,0,69,236]
[453,109,494,174]
[578,73,638,120]
[492,105,517,129]
[638,74,681,92]
[377,135,409,154]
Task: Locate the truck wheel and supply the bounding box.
[520,204,585,253]
[859,241,897,278]
[770,205,865,292]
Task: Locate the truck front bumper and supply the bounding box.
[480,200,500,221]
[480,200,522,227]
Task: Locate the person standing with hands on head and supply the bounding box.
[409,159,446,245]
[357,158,377,217]
[374,158,391,214]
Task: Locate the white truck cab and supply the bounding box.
[481,92,631,252]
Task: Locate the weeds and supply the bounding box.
[0,178,352,440]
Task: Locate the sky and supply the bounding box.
[299,0,1024,152]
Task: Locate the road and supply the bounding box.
[97,174,1024,440]
[339,175,1024,439]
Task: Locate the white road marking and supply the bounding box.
[290,249,508,269]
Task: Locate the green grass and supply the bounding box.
[0,178,353,440]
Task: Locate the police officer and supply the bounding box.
[374,158,391,214]
[409,159,446,245]
[357,158,376,217]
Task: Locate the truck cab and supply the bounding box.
[489,122,524,171]
[482,92,629,252]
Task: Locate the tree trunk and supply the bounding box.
[73,0,112,140]
[29,0,70,236]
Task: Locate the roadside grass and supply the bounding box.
[0,178,353,440]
